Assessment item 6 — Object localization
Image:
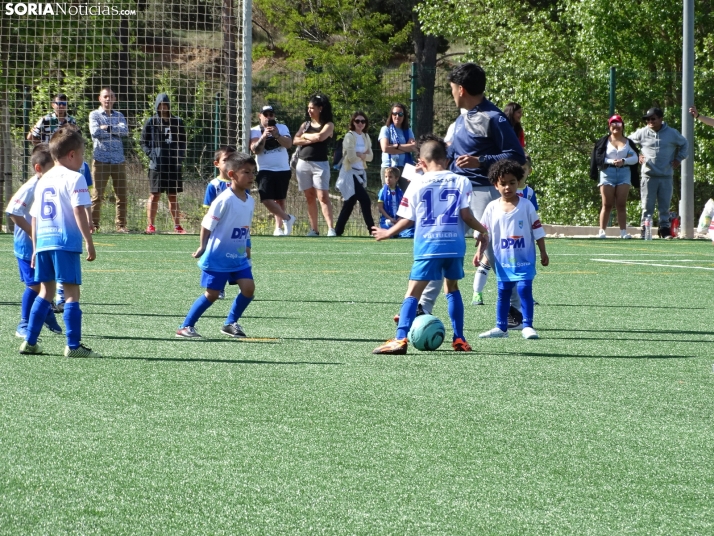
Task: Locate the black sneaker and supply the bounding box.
[221,322,247,338]
[640,226,646,240]
[508,306,523,330]
[416,303,426,316]
[658,226,671,239]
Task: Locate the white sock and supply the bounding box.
[473,262,490,293]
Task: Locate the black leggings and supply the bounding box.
[335,173,374,236]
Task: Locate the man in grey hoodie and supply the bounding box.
[140,93,187,234]
[628,107,688,238]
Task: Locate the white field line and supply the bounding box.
[592,258,714,271]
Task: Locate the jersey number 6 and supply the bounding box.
[41,187,57,220]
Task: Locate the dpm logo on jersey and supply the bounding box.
[500,236,525,249]
[231,227,250,239]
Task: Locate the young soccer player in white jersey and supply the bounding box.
[176,153,257,339]
[372,137,489,354]
[472,156,537,306]
[477,159,549,340]
[19,127,98,357]
[5,144,63,338]
[202,146,237,210]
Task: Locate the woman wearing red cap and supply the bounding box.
[590,115,640,238]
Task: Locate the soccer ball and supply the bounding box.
[408,314,446,351]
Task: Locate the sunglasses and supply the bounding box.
[53,101,68,106]
[354,119,366,124]
[609,121,623,126]
[391,111,404,117]
[262,112,275,117]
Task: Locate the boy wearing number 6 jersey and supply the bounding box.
[20,126,99,358]
[371,136,489,354]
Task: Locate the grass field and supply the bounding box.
[1,234,713,535]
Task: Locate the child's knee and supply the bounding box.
[239,280,255,298]
[204,289,221,302]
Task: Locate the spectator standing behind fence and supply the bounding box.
[27,93,77,145]
[419,63,526,319]
[249,105,297,236]
[334,111,375,236]
[503,102,525,148]
[379,103,416,191]
[590,115,639,239]
[293,94,336,237]
[628,107,688,239]
[89,87,129,233]
[140,93,187,235]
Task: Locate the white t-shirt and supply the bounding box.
[480,198,546,282]
[352,135,365,170]
[6,175,39,260]
[198,187,254,272]
[29,165,91,253]
[397,170,472,260]
[250,123,291,171]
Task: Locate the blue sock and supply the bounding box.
[517,280,534,328]
[396,297,419,340]
[446,290,465,340]
[182,295,212,328]
[21,287,39,323]
[63,302,82,349]
[226,293,253,324]
[26,297,52,345]
[496,281,514,332]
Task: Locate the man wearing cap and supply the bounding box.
[249,105,296,235]
[27,93,77,144]
[628,107,688,239]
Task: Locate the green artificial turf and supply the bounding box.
[0,234,712,534]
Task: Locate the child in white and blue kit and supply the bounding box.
[478,159,549,340]
[176,152,256,339]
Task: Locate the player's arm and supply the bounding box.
[460,207,488,236]
[192,226,211,259]
[371,218,413,241]
[30,216,37,268]
[9,214,32,236]
[537,237,549,266]
[74,206,96,261]
[84,207,94,234]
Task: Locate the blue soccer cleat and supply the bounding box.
[44,310,63,335]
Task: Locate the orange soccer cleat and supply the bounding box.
[372,338,408,355]
[451,337,472,352]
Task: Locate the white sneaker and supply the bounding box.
[327,228,337,237]
[522,327,539,339]
[597,229,607,238]
[273,227,285,236]
[306,229,320,237]
[620,230,632,239]
[283,214,296,236]
[479,327,508,338]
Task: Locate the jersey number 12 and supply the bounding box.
[421,188,459,226]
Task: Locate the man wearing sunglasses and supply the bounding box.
[27,93,77,145]
[628,107,688,239]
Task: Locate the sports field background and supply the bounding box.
[1,235,712,534]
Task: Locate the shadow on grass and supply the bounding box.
[84,312,293,320]
[543,303,706,310]
[105,355,343,365]
[256,298,398,305]
[539,327,714,336]
[90,334,281,344]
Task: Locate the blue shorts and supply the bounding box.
[17,257,39,286]
[410,257,464,281]
[599,166,632,187]
[34,250,82,285]
[201,267,253,291]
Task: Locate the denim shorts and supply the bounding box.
[599,166,632,187]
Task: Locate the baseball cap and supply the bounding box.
[260,105,274,114]
[608,114,623,125]
[643,107,663,120]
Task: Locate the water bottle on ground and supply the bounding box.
[645,216,653,240]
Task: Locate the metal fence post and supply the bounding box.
[410,62,417,135]
[214,92,221,177]
[23,86,31,183]
[609,67,616,117]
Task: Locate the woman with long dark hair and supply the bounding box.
[334,111,375,236]
[503,102,525,148]
[293,94,336,236]
[378,102,416,190]
[589,114,639,238]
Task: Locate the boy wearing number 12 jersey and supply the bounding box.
[372,137,489,354]
[20,127,98,357]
